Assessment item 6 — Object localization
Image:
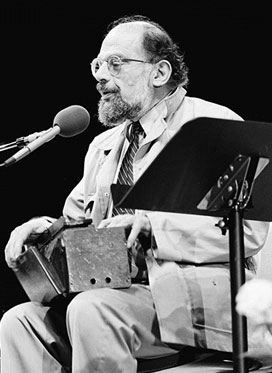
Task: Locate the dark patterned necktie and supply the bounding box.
[112,121,143,216]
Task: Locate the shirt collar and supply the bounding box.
[139,85,187,135]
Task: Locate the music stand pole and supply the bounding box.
[228,204,248,373]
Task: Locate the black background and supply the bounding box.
[0,2,271,313]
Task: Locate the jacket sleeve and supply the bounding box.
[62,177,86,221]
[146,211,270,264]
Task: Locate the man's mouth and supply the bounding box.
[101,91,117,101]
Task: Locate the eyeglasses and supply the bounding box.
[90,55,151,77]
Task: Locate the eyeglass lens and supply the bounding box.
[92,57,121,76]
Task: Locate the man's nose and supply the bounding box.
[93,61,111,81]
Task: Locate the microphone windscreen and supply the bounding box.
[53,105,90,137]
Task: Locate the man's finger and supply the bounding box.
[99,215,135,229]
[127,217,143,248]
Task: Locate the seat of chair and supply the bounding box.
[137,348,227,373]
[137,347,266,373]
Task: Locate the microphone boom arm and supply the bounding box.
[2,126,60,167]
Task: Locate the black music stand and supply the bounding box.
[111,117,272,373]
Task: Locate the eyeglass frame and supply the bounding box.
[90,55,152,77]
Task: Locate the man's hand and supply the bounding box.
[5,216,56,269]
[98,213,151,248]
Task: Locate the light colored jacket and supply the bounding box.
[63,86,270,351]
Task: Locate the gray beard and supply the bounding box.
[98,92,142,127]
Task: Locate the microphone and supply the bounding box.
[3,105,90,167]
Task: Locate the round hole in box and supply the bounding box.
[105,277,112,284]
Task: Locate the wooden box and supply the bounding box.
[14,218,131,304]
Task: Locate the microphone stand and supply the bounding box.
[0,137,26,167]
[0,135,28,152]
[0,130,49,154]
[0,141,20,152]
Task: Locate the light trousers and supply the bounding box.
[0,285,176,373]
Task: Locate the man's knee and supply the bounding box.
[1,302,48,334]
[1,303,32,339]
[67,288,127,333]
[67,288,116,317]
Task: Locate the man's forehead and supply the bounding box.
[100,22,145,57]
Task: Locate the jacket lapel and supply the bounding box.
[91,131,126,226]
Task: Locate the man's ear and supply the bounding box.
[152,60,172,87]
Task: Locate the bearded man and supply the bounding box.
[1,14,270,373]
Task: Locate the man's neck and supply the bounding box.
[136,87,174,122]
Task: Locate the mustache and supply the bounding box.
[96,82,119,95]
